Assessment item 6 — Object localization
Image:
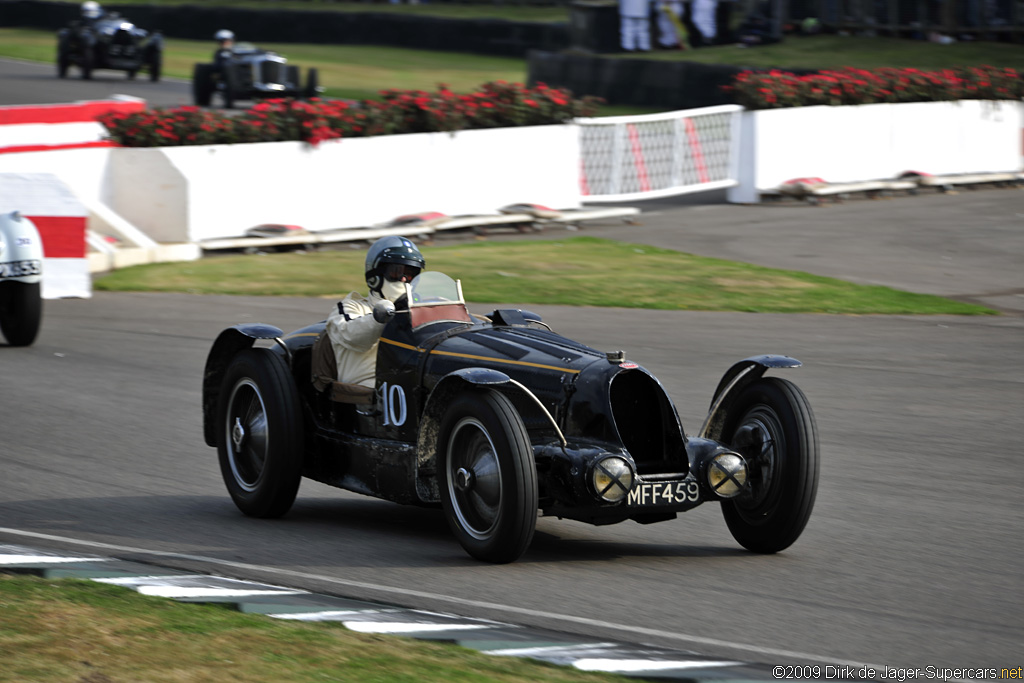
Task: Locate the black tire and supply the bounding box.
[57,50,69,78]
[192,63,214,107]
[148,52,161,82]
[304,68,319,99]
[439,389,537,563]
[721,377,819,553]
[80,49,93,80]
[216,348,303,518]
[221,65,236,109]
[286,65,300,88]
[0,282,43,347]
[126,69,136,80]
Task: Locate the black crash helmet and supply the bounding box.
[364,236,425,291]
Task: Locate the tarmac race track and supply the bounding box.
[1,56,1023,674]
[0,56,194,107]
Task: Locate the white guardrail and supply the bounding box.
[577,104,742,202]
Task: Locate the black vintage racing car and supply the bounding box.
[57,12,162,81]
[202,272,819,563]
[192,44,320,108]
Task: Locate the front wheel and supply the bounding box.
[304,68,320,99]
[439,389,537,563]
[721,377,819,553]
[192,63,214,106]
[0,282,43,347]
[216,348,303,518]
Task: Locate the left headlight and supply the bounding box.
[706,451,748,499]
[591,456,635,503]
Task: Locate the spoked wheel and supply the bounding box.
[0,282,42,347]
[439,389,537,563]
[216,348,303,518]
[721,377,819,553]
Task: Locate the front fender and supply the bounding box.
[0,212,44,285]
[699,354,802,441]
[201,324,284,446]
[414,367,560,503]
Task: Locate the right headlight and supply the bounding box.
[591,456,635,503]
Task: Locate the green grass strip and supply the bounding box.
[0,574,627,682]
[94,237,995,315]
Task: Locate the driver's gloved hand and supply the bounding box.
[372,300,396,324]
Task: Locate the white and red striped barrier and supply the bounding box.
[0,99,147,294]
[0,172,90,298]
[0,98,143,155]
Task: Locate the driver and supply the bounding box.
[80,1,103,25]
[213,29,235,67]
[324,236,425,388]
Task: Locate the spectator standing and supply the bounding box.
[655,0,686,48]
[692,0,719,45]
[619,0,653,51]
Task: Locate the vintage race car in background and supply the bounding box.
[192,44,321,108]
[202,272,820,563]
[0,212,44,347]
[56,12,163,81]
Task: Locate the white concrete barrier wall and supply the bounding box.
[728,100,1024,203]
[108,124,583,243]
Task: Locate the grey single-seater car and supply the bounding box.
[202,272,819,563]
[192,44,320,108]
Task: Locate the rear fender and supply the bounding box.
[415,367,561,503]
[0,212,44,285]
[698,354,802,441]
[201,323,285,446]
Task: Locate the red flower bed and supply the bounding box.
[726,65,1022,110]
[98,82,602,148]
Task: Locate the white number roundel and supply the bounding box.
[380,382,407,427]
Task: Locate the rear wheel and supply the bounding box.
[721,377,819,553]
[216,348,304,518]
[148,51,162,82]
[80,49,93,80]
[439,389,537,563]
[57,50,69,78]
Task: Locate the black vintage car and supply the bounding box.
[192,44,320,108]
[202,273,819,563]
[56,12,162,81]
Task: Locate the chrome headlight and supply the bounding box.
[591,456,635,503]
[706,451,747,499]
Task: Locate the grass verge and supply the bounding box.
[0,28,528,102]
[0,573,627,682]
[94,237,995,315]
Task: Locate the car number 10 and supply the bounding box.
[379,382,407,427]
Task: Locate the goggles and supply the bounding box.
[382,263,421,283]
